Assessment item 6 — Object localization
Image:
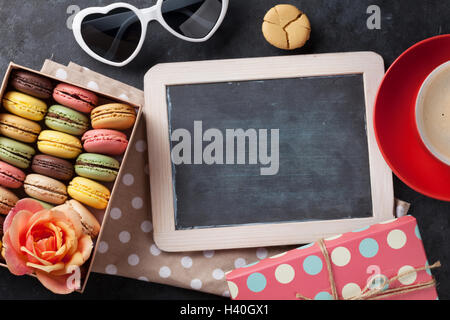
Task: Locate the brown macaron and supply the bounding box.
[54,199,101,238]
[10,70,53,100]
[31,154,74,181]
[0,186,19,215]
[24,174,68,205]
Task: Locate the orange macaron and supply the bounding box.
[91,103,136,130]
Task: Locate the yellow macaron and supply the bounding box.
[67,176,110,210]
[37,130,82,159]
[2,91,47,121]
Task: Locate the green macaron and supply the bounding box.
[45,105,90,136]
[75,153,120,182]
[0,137,36,169]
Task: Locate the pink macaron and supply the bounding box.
[82,129,129,156]
[0,160,26,188]
[53,83,98,113]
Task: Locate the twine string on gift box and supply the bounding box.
[295,239,441,300]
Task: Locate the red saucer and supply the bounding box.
[374,34,450,201]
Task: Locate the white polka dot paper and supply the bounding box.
[225,216,438,300]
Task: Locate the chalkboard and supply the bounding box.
[168,75,372,229]
[144,53,394,251]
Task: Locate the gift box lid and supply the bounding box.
[226,215,438,300]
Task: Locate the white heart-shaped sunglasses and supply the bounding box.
[73,0,229,67]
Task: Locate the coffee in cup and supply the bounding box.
[415,61,450,165]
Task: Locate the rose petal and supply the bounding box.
[47,236,93,277]
[26,210,66,233]
[78,235,94,262]
[65,252,83,269]
[52,207,83,238]
[54,243,68,257]
[35,236,56,254]
[55,221,77,257]
[41,244,68,264]
[26,261,64,273]
[4,199,44,233]
[42,222,61,250]
[35,271,75,295]
[20,246,52,266]
[54,235,93,276]
[24,236,41,265]
[8,210,35,254]
[2,232,32,275]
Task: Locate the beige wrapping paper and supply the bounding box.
[39,60,410,296]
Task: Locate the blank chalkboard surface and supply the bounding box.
[168,75,372,229]
[144,53,394,251]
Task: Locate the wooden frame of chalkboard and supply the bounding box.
[144,52,394,252]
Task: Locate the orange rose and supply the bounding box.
[2,199,93,294]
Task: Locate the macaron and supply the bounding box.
[68,177,110,210]
[31,154,74,181]
[91,103,137,130]
[2,91,47,121]
[0,137,36,169]
[0,113,42,143]
[262,4,311,50]
[45,105,89,136]
[0,186,19,215]
[82,129,129,156]
[54,200,101,238]
[0,161,26,189]
[24,174,68,205]
[10,70,53,99]
[37,130,82,159]
[75,153,120,182]
[53,83,98,113]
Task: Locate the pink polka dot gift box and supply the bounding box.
[225,216,439,300]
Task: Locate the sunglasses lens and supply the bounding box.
[80,8,142,63]
[162,0,223,39]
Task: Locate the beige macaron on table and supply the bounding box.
[262,4,311,50]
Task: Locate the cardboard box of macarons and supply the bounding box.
[0,63,141,294]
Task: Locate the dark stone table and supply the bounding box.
[0,0,448,300]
